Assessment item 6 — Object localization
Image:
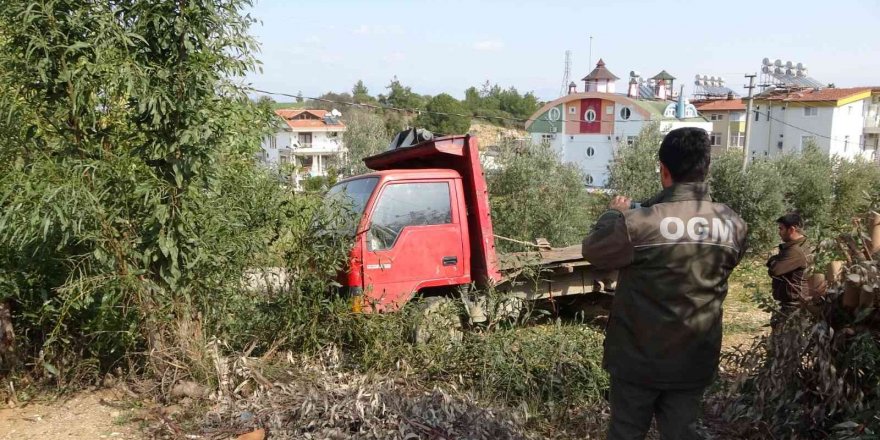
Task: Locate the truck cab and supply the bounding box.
[328,135,501,312]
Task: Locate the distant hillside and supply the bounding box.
[272,101,306,110]
[468,120,528,148]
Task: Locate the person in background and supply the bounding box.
[582,127,748,440]
[766,212,810,328]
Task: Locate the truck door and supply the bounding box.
[361,180,465,310]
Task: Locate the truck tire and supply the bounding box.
[410,296,464,345]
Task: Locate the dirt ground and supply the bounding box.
[0,388,139,440]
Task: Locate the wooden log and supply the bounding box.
[859,285,875,309]
[826,261,844,284]
[869,212,880,255]
[843,275,861,310]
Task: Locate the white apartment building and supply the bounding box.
[259,109,347,186]
[750,87,879,161]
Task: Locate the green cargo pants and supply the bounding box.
[607,376,705,440]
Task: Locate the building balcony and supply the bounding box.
[293,142,344,154]
[865,118,880,134]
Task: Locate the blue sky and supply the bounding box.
[245,0,879,103]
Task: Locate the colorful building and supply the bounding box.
[526,60,711,187]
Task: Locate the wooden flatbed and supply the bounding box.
[497,245,617,301]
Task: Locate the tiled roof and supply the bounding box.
[756,87,874,103]
[652,70,676,81]
[581,59,620,81]
[695,99,746,111]
[275,109,346,129]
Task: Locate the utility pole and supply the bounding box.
[742,73,757,171]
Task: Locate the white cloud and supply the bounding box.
[305,35,321,44]
[473,40,504,51]
[353,24,403,36]
[383,52,406,63]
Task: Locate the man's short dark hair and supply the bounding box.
[776,212,804,230]
[658,127,711,182]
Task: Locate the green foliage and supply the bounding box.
[379,76,425,110]
[605,122,663,202]
[605,130,879,251]
[307,91,352,111]
[775,142,834,231]
[415,93,471,135]
[341,109,389,176]
[831,157,880,228]
[351,80,374,105]
[487,140,601,251]
[710,152,787,249]
[463,82,540,127]
[0,0,277,378]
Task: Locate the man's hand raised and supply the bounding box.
[609,195,632,212]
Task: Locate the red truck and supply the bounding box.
[326,134,615,334]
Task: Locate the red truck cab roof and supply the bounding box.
[339,168,463,183]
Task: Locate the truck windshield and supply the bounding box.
[323,177,379,235]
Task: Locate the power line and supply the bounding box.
[248,87,877,151]
[249,87,689,126]
[752,109,873,150]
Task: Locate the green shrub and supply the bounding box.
[0,0,284,381]
[605,122,663,202]
[832,157,880,229]
[710,152,787,250]
[486,140,600,251]
[775,143,834,231]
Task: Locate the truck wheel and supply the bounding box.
[410,296,464,345]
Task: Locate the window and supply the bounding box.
[620,107,631,120]
[848,106,853,116]
[586,146,595,157]
[585,174,594,185]
[585,109,596,122]
[568,106,576,115]
[801,135,817,149]
[541,134,555,146]
[755,106,760,121]
[844,135,850,152]
[368,182,452,250]
[606,106,614,115]
[730,112,743,121]
[298,132,313,147]
[804,106,818,117]
[709,132,722,147]
[729,131,745,147]
[325,177,379,235]
[626,136,636,146]
[328,131,339,138]
[549,107,562,121]
[269,135,277,149]
[710,114,724,121]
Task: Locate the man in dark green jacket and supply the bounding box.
[583,127,748,440]
[766,212,810,328]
